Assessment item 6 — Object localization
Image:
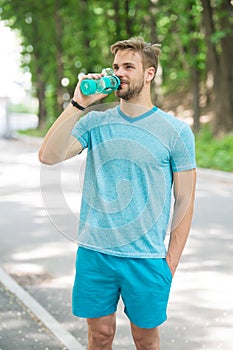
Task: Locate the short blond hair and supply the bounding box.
[111,37,161,75]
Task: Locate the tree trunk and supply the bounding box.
[79,0,92,71]
[201,0,233,132]
[190,7,201,133]
[54,6,65,114]
[113,0,121,40]
[144,2,163,105]
[37,80,46,129]
[125,0,133,37]
[214,0,233,132]
[201,0,218,81]
[192,57,200,133]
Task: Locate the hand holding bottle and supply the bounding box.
[80,68,120,95]
[72,68,120,109]
[72,72,108,109]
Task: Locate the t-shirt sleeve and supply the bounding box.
[71,113,90,150]
[171,124,196,172]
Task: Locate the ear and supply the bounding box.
[145,67,156,82]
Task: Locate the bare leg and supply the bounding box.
[87,313,116,350]
[131,322,160,350]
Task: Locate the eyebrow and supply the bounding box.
[113,62,136,68]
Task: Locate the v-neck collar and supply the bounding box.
[117,105,158,123]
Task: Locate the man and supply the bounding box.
[39,37,196,350]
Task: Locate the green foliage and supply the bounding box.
[8,103,37,114]
[0,0,232,134]
[0,0,207,116]
[18,128,47,138]
[195,126,233,172]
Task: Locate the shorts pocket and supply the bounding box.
[163,258,173,281]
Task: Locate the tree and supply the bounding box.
[0,0,61,128]
[0,0,232,133]
[201,0,233,132]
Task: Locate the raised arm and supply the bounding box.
[166,168,196,276]
[38,73,107,165]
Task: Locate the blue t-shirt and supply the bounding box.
[71,105,196,258]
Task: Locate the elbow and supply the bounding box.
[38,151,51,165]
[38,149,59,165]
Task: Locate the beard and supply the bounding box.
[115,79,144,101]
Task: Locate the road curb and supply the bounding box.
[15,134,233,180]
[197,167,233,182]
[0,267,84,350]
[12,134,233,177]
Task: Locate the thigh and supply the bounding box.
[72,247,120,318]
[120,257,172,328]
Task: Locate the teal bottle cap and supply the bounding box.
[80,79,97,95]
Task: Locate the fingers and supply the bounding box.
[79,72,104,82]
[72,72,107,108]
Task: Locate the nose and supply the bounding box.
[115,66,125,77]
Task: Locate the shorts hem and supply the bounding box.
[72,308,117,319]
[126,312,167,329]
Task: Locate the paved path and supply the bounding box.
[0,138,233,349]
[0,279,67,350]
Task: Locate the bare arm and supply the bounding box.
[38,73,107,165]
[166,168,196,276]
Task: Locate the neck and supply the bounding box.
[120,94,154,118]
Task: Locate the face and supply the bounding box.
[113,50,145,101]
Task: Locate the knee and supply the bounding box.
[134,339,160,350]
[88,322,115,348]
[133,333,160,350]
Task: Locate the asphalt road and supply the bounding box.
[0,137,232,350]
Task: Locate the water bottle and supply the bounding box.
[80,68,120,95]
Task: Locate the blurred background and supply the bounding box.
[0,2,232,349]
[0,0,232,171]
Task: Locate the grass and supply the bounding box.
[18,128,47,138]
[195,126,233,172]
[19,125,233,173]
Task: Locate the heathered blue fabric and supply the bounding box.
[71,105,196,258]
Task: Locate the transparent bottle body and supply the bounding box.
[96,79,106,93]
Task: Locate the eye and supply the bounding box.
[126,65,134,70]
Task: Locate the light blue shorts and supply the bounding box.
[72,247,172,328]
